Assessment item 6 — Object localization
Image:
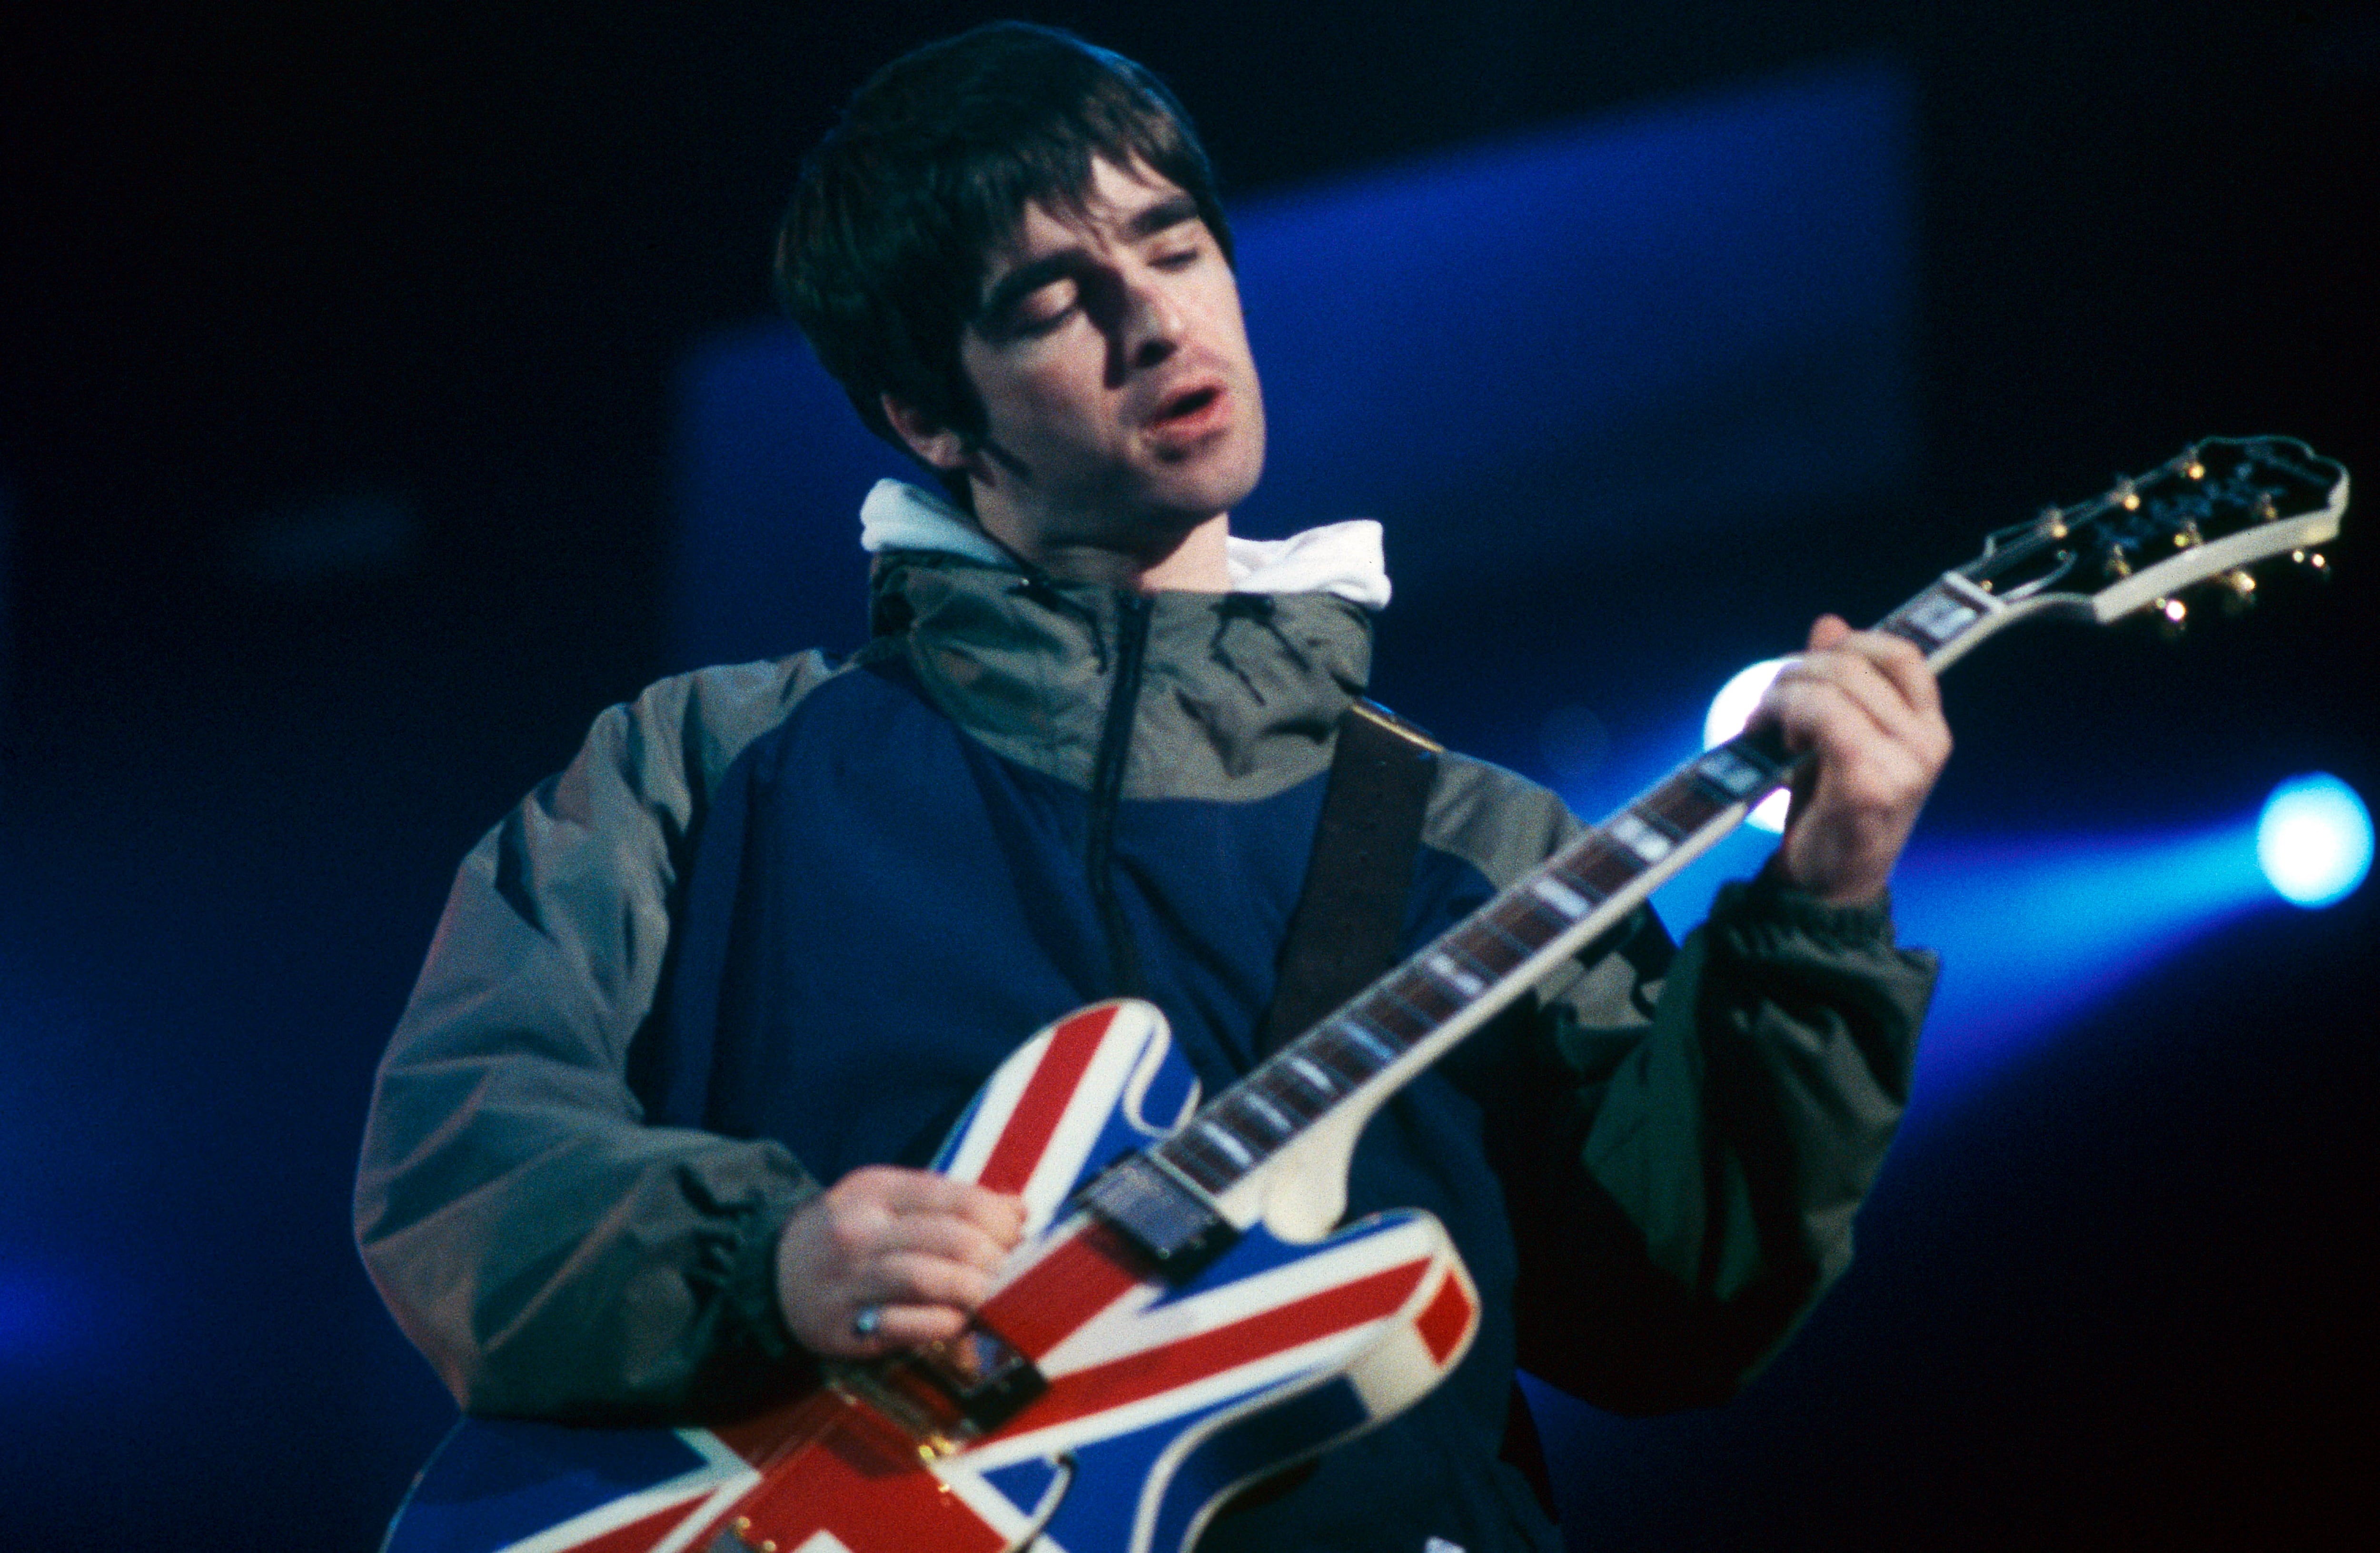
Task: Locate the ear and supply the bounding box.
[881,394,972,476]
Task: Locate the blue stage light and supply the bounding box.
[1703,658,1793,831]
[2257,774,2372,908]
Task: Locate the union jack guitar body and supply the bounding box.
[385,1000,1482,1553]
[384,438,2348,1553]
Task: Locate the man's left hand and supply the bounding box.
[1755,614,1952,906]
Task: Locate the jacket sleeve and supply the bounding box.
[354,654,835,1422]
[1433,760,1938,1415]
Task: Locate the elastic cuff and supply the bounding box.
[1718,862,1897,947]
[707,1184,814,1379]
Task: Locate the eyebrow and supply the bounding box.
[975,192,1205,327]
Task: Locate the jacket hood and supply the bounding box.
[865,530,1374,806]
[856,479,1393,609]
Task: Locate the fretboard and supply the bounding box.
[1140,570,2000,1209]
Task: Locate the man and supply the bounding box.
[357,22,1947,1553]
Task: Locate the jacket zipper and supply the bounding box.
[1086,592,1153,997]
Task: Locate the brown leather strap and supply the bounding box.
[1258,701,1440,1056]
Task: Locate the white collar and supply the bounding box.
[857,479,1392,610]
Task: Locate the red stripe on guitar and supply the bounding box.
[708,1388,852,1469]
[977,1218,1148,1358]
[716,1401,1010,1553]
[992,1258,1433,1438]
[974,1004,1121,1196]
[1414,1270,1474,1366]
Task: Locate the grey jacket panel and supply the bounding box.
[356,653,839,1417]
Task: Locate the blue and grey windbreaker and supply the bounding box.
[357,492,1937,1553]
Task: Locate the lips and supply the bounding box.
[1144,379,1230,441]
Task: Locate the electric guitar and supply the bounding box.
[385,436,2349,1553]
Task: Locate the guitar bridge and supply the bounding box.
[826,1323,1047,1455]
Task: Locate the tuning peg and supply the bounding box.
[2172,520,2203,549]
[2220,568,2257,615]
[2153,596,2187,638]
[2104,548,2132,580]
[2292,549,2332,575]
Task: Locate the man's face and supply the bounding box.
[939,158,1266,564]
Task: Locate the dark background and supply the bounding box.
[2,2,2374,1548]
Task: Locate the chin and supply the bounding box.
[1157,432,1265,522]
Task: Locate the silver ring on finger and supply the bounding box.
[852,1303,884,1340]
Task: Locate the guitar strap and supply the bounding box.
[1257,699,1440,1056]
[1256,699,1562,1528]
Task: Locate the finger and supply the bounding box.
[1761,662,1905,757]
[1799,614,1942,723]
[860,1168,1029,1244]
[1830,626,1942,721]
[863,1248,998,1312]
[1769,633,1942,755]
[1805,613,1854,653]
[870,1209,1019,1274]
[848,1301,970,1355]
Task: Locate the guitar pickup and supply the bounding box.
[1079,1155,1238,1280]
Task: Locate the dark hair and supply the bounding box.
[775,23,1232,496]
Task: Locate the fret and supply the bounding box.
[1571,844,1643,898]
[1474,911,1538,959]
[1212,1102,1285,1156]
[1640,779,1725,835]
[1162,1132,1237,1192]
[1887,582,1986,653]
[1630,796,1686,840]
[1381,975,1457,1025]
[1507,892,1578,944]
[1309,1029,1378,1086]
[1450,920,1527,975]
[1443,939,1508,986]
[1546,864,1607,910]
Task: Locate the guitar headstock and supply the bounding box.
[1955,436,2348,630]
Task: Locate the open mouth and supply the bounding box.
[1151,385,1221,426]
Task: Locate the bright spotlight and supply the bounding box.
[2256,774,2373,908]
[1705,658,1793,831]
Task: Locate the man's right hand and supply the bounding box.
[774,1166,1027,1357]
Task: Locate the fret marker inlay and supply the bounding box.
[1608,811,1673,863]
[1427,954,1485,996]
[1530,875,1589,917]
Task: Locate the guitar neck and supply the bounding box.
[1146,583,1966,1209]
[1080,435,2348,1246]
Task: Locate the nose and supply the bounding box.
[1117,266,1184,372]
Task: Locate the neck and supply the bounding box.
[980,508,1233,594]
